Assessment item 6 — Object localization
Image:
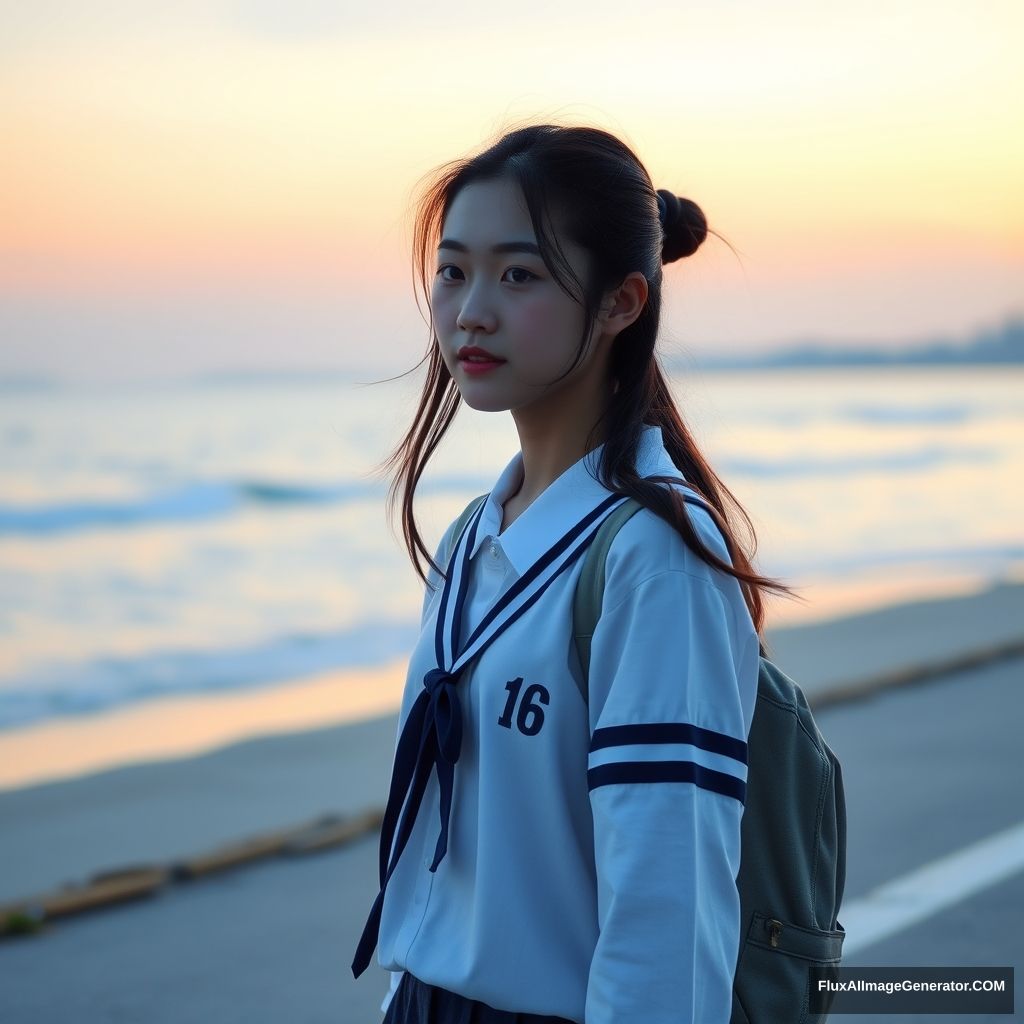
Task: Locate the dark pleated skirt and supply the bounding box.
[382,971,579,1024]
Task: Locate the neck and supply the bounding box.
[508,388,613,509]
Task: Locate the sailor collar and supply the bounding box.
[468,423,683,576]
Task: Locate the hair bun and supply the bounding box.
[656,189,708,264]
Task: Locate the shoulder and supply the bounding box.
[601,486,753,641]
[604,485,731,589]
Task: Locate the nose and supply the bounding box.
[455,285,497,334]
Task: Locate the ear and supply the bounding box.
[597,272,648,340]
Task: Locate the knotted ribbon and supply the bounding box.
[408,666,463,871]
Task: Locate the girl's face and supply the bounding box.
[431,177,610,417]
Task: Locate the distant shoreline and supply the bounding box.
[683,352,1024,371]
[3,359,1022,393]
[680,314,1024,371]
[2,315,1021,389]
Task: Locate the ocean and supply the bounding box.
[2,365,1021,734]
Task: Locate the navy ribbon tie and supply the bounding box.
[351,663,465,979]
[351,489,628,979]
[420,667,463,869]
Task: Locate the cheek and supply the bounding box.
[429,283,456,326]
[428,288,448,323]
[516,293,580,339]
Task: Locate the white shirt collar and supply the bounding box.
[468,423,683,576]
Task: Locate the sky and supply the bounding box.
[1,0,1022,383]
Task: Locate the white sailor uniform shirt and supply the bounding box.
[371,422,759,1024]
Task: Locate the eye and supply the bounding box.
[436,264,464,283]
[503,267,538,285]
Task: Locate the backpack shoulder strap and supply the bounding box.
[444,493,489,568]
[572,487,753,704]
[572,497,644,701]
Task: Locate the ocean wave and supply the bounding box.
[772,541,1024,577]
[0,473,490,536]
[1,544,1021,734]
[836,403,974,425]
[725,403,1010,428]
[0,445,998,535]
[723,444,997,479]
[0,619,421,732]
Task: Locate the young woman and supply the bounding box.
[352,123,791,1024]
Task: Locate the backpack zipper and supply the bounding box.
[767,918,784,948]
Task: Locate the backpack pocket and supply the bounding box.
[731,912,845,1024]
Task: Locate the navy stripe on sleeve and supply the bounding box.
[587,759,747,803]
[590,722,748,765]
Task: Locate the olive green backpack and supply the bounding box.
[449,493,847,1023]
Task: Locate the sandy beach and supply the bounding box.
[2,579,1022,912]
[0,580,1022,1024]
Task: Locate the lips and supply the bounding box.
[457,345,506,364]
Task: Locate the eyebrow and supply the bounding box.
[437,238,542,256]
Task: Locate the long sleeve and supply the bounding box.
[584,567,758,1024]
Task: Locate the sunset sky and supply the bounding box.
[1,1,1021,383]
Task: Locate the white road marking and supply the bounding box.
[841,819,1024,956]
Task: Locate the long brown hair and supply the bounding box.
[371,123,797,638]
